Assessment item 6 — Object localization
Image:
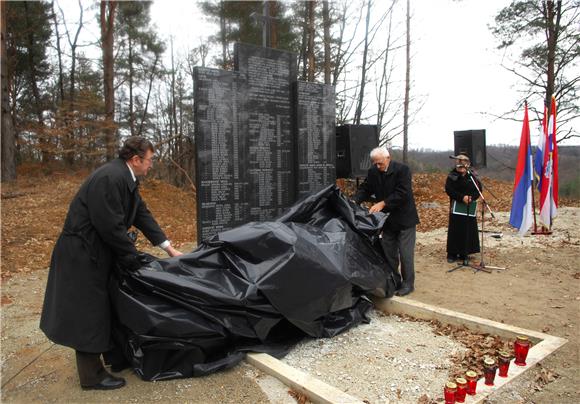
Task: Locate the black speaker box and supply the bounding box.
[336,125,379,178]
[453,129,487,168]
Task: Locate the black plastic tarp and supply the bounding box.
[108,184,399,381]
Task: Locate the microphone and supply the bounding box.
[466,167,479,177]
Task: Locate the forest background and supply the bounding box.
[1,0,578,197]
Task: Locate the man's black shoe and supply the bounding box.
[81,375,126,391]
[395,286,414,296]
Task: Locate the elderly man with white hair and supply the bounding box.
[354,147,419,296]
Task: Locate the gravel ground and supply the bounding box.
[2,207,578,403]
[279,310,467,403]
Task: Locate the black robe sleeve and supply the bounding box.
[445,173,464,202]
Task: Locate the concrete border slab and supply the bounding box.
[246,353,366,404]
[245,296,567,404]
[374,296,568,403]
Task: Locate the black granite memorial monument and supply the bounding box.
[194,43,335,242]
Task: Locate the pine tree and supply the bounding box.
[491,0,579,141]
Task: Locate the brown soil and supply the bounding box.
[1,166,578,403]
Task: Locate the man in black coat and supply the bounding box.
[354,147,419,296]
[40,137,182,390]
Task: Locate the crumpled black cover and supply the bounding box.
[108,184,399,381]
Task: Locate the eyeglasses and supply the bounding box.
[140,156,156,163]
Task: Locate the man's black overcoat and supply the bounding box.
[40,158,166,353]
[445,169,482,256]
[354,161,419,231]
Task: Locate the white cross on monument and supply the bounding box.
[250,2,278,48]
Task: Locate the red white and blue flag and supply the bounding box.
[509,102,534,235]
[534,104,547,188]
[538,96,558,227]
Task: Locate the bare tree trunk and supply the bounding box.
[67,2,83,112]
[376,6,394,132]
[543,0,561,116]
[402,0,410,163]
[323,1,331,85]
[64,0,84,166]
[268,1,278,48]
[332,1,363,87]
[1,0,16,182]
[137,53,159,137]
[306,0,316,82]
[220,2,227,69]
[100,1,117,160]
[354,0,372,125]
[51,1,65,103]
[170,38,178,137]
[299,2,308,81]
[332,1,348,86]
[128,37,135,136]
[24,2,49,163]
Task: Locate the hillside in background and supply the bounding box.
[391,145,580,198]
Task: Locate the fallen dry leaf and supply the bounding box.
[288,389,309,404]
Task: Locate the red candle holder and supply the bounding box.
[465,370,478,395]
[498,350,511,377]
[444,381,457,404]
[454,377,467,403]
[514,335,531,366]
[483,357,497,386]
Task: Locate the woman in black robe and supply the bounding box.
[445,153,482,262]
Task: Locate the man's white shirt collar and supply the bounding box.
[126,163,137,182]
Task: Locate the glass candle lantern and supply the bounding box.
[444,381,457,404]
[483,357,497,386]
[498,350,511,377]
[454,377,467,403]
[465,370,478,395]
[514,335,531,366]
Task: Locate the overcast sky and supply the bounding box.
[59,0,577,151]
[149,0,557,151]
[411,0,523,150]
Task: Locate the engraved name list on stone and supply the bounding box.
[236,43,296,222]
[295,81,336,199]
[194,67,249,241]
[194,43,336,243]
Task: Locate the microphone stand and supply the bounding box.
[447,196,486,273]
[447,167,488,273]
[466,169,505,272]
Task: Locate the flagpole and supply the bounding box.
[550,95,558,232]
[527,100,539,234]
[532,100,552,235]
